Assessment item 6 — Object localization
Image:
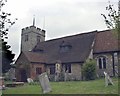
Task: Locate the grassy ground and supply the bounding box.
[2,78,119,94]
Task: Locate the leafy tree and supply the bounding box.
[2,39,15,73]
[82,59,96,81]
[101,1,120,37]
[0,0,17,39]
[0,0,17,74]
[101,1,120,77]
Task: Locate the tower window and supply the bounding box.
[37,35,40,43]
[98,56,107,69]
[25,34,28,41]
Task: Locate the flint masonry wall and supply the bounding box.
[94,53,114,77]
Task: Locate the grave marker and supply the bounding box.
[27,78,34,85]
[104,71,114,87]
[38,72,52,94]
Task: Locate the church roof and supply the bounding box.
[33,30,97,64]
[23,51,45,63]
[18,29,119,65]
[93,30,119,53]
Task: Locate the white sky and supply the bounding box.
[2,0,118,59]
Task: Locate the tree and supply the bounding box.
[0,0,17,74]
[82,59,96,81]
[101,1,120,38]
[101,1,120,77]
[0,0,17,39]
[2,39,15,73]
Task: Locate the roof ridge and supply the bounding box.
[44,30,98,43]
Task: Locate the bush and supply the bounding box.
[82,59,96,80]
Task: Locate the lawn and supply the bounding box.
[2,78,119,94]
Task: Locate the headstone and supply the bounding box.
[104,71,114,87]
[55,72,60,81]
[27,78,34,85]
[64,70,69,81]
[38,72,52,94]
[0,77,5,90]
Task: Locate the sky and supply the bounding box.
[2,0,118,60]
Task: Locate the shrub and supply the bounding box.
[82,59,96,80]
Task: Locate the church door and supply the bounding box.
[20,69,27,82]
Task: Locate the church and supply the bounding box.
[15,23,119,82]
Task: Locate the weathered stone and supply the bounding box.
[27,78,34,85]
[64,70,69,81]
[55,63,61,81]
[104,71,114,87]
[0,77,5,90]
[38,72,52,94]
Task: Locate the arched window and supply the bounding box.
[98,56,107,69]
[103,57,106,69]
[98,58,102,69]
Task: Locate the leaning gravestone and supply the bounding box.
[27,78,34,85]
[38,72,52,94]
[104,71,114,87]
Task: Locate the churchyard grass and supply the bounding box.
[3,77,119,94]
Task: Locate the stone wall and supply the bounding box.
[94,52,117,77]
[15,53,30,81]
[71,64,82,80]
[46,63,82,81]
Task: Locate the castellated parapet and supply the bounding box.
[21,25,46,52]
[22,26,45,37]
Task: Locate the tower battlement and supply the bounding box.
[22,26,45,36]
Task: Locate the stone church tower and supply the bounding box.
[21,19,45,52]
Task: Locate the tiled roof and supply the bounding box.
[33,31,96,64]
[23,51,45,63]
[20,29,119,64]
[93,30,119,53]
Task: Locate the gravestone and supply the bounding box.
[104,71,114,87]
[38,72,52,94]
[27,78,34,85]
[55,72,60,81]
[64,70,69,81]
[0,77,5,90]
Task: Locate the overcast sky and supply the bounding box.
[3,0,118,59]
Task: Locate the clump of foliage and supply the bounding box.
[82,59,96,81]
[2,39,15,73]
[101,1,120,38]
[0,0,17,39]
[101,1,120,77]
[0,0,17,74]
